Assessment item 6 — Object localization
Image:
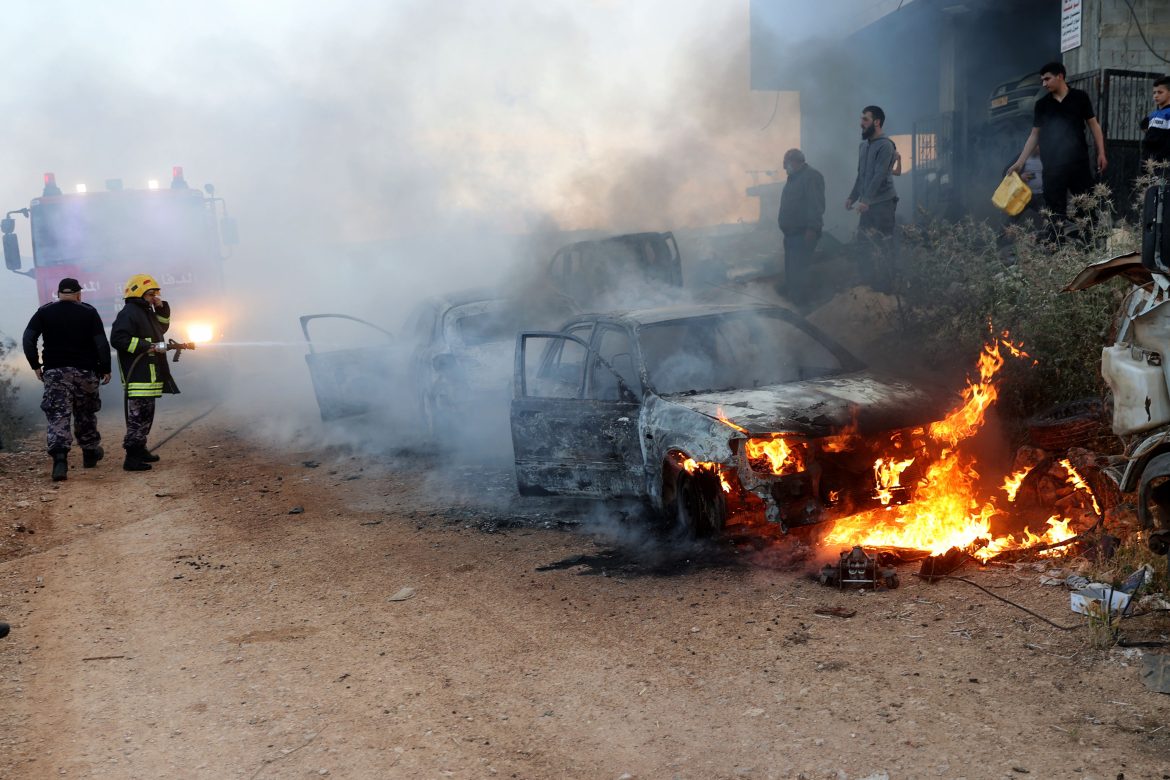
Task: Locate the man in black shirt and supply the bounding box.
[22,277,112,481]
[1010,61,1107,224]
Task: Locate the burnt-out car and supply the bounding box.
[546,231,682,307]
[510,303,945,535]
[302,291,527,445]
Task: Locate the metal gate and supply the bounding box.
[912,111,958,222]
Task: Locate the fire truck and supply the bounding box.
[2,167,237,345]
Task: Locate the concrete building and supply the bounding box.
[750,0,1169,235]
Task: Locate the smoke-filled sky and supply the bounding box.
[0,0,900,435]
[1,1,895,243]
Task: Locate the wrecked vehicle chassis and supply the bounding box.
[510,304,943,535]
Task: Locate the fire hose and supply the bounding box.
[122,338,196,430]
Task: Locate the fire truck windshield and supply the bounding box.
[30,190,215,268]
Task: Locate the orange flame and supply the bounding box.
[1001,467,1031,502]
[745,436,806,476]
[927,340,1004,447]
[1058,458,1101,516]
[822,334,1084,562]
[873,457,915,505]
[680,456,733,494]
[715,407,749,434]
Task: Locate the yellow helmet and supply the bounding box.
[123,273,160,299]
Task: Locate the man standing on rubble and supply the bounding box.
[777,148,825,303]
[22,277,112,481]
[1009,61,1106,227]
[1141,76,1170,167]
[111,273,179,471]
[846,105,899,289]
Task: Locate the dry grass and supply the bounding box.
[895,186,1132,423]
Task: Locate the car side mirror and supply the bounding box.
[3,232,20,271]
[220,216,239,246]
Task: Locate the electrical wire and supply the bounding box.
[1122,0,1170,65]
[914,573,1084,630]
[759,91,781,132]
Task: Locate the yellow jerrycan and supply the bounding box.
[991,171,1032,216]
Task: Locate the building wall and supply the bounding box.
[1064,0,1170,75]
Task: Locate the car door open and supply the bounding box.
[300,314,406,422]
[510,331,644,497]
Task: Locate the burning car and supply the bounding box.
[510,303,947,535]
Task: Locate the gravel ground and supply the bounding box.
[1,408,1169,780]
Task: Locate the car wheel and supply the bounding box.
[675,471,726,538]
[1138,453,1170,560]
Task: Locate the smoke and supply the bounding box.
[0,1,883,497]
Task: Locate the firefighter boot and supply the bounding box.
[82,446,104,468]
[123,447,152,472]
[129,445,159,463]
[51,450,68,482]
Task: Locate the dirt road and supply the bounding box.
[1,410,1168,779]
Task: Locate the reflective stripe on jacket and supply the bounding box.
[110,298,179,397]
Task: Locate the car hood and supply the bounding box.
[663,370,945,438]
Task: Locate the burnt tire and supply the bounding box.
[674,471,727,539]
[1138,453,1170,533]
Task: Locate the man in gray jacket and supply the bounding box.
[846,105,898,288]
[777,148,825,302]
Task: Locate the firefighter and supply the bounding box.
[21,277,112,481]
[110,274,179,471]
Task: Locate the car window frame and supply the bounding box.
[633,308,864,397]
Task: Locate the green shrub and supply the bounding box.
[895,184,1132,422]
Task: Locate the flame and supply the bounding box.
[745,435,806,476]
[873,457,915,505]
[1058,458,1101,516]
[822,335,1087,562]
[680,456,732,494]
[715,407,748,434]
[927,340,1004,447]
[1001,467,1031,502]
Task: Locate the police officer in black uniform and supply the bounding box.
[22,277,112,481]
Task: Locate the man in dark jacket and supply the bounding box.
[777,148,825,302]
[846,105,900,291]
[22,277,112,481]
[110,273,179,471]
[846,105,898,237]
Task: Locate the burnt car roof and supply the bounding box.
[554,231,673,254]
[572,302,775,327]
[424,288,508,311]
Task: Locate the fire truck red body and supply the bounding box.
[3,168,236,344]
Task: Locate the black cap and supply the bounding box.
[57,278,82,294]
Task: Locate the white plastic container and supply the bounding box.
[1101,344,1170,435]
[1070,583,1131,617]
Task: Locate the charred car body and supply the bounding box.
[545,231,682,308]
[511,303,944,534]
[303,291,527,445]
